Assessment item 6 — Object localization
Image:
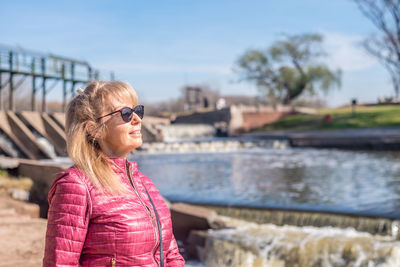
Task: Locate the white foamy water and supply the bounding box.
[37,136,57,159]
[205,217,400,266]
[158,124,216,142]
[0,134,20,158]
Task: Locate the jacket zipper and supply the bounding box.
[111,257,116,267]
[126,161,160,267]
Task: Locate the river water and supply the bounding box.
[131,145,400,219]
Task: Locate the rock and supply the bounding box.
[170,203,219,242]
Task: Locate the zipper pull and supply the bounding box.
[111,257,116,267]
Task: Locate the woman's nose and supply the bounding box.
[131,114,142,125]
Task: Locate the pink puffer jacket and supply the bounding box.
[43,157,185,267]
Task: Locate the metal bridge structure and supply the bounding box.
[0,44,114,112]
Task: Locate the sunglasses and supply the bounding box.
[96,105,144,123]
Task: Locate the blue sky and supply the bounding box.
[0,0,393,107]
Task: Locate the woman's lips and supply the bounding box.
[130,130,141,137]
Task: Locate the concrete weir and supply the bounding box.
[19,111,67,157]
[170,203,400,266]
[51,112,66,130]
[0,111,53,159]
[201,204,398,237]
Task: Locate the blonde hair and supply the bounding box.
[66,81,138,194]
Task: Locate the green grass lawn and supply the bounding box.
[258,105,400,131]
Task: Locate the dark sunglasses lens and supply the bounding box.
[134,105,144,119]
[121,107,133,122]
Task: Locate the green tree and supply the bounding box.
[235,33,341,105]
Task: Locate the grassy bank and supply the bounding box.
[258,105,400,131]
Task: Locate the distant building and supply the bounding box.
[183,85,267,111]
[183,86,220,111]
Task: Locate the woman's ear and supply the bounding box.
[86,121,102,139]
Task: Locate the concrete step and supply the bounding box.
[0,208,16,217]
[0,216,38,224]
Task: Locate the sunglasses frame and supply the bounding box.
[96,105,144,123]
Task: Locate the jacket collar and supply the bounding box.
[108,157,138,174]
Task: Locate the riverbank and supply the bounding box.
[257,105,400,131]
[243,126,400,150]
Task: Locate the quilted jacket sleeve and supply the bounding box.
[43,170,91,267]
[166,236,185,267]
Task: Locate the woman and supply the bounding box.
[43,81,185,267]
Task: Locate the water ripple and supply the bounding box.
[132,148,400,218]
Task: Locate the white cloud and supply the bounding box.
[323,32,378,72]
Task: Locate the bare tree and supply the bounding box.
[353,0,400,98]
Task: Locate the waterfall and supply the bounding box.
[30,131,57,159]
[203,217,400,267]
[202,205,397,237]
[139,138,288,153]
[36,136,57,159]
[0,133,21,158]
[158,124,216,142]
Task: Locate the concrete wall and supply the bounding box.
[173,105,294,135]
[173,107,232,125]
[241,111,291,131]
[17,158,69,217]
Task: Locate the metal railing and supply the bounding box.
[0,44,114,112]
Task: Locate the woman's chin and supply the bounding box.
[131,139,143,149]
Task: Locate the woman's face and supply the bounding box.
[97,99,143,158]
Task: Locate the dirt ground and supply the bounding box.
[0,194,46,267]
[0,218,46,267]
